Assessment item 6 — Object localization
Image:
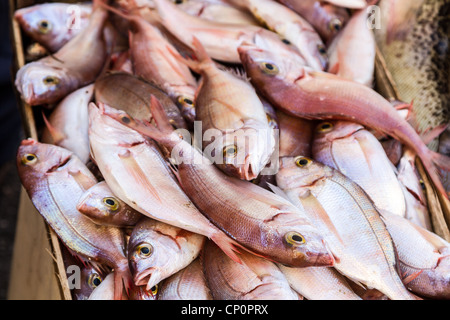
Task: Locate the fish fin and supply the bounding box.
[42,111,66,144]
[266,183,292,202]
[210,232,244,264]
[420,123,449,146]
[402,270,423,285]
[114,264,133,300]
[167,36,213,74]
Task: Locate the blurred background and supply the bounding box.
[0,0,25,300]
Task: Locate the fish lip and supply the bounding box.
[133,267,156,288]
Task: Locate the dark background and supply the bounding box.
[0,0,26,300]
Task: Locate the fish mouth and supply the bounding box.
[134,267,161,291]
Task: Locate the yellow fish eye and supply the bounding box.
[38,19,51,34]
[295,156,312,168]
[317,122,334,133]
[285,231,306,246]
[223,145,238,158]
[136,243,153,258]
[42,76,60,86]
[317,44,327,56]
[102,197,119,211]
[177,96,195,107]
[88,273,102,289]
[149,284,158,296]
[329,18,343,33]
[22,153,38,165]
[259,62,279,75]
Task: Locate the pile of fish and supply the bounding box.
[13,0,450,300]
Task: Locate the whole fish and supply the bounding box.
[275,156,419,300]
[238,41,450,201]
[375,0,450,151]
[276,0,349,43]
[277,110,315,158]
[201,240,299,300]
[17,139,132,300]
[227,0,328,71]
[15,1,108,106]
[41,84,94,164]
[152,0,306,65]
[88,273,129,300]
[128,217,205,290]
[88,102,241,264]
[278,265,362,300]
[177,0,259,25]
[327,6,376,87]
[104,5,198,124]
[396,149,432,231]
[14,2,92,52]
[312,120,406,218]
[76,181,143,227]
[158,259,213,300]
[381,210,450,299]
[177,39,276,180]
[103,95,335,268]
[94,72,187,129]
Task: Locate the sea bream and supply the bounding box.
[16,139,132,300]
[103,95,336,268]
[238,41,450,201]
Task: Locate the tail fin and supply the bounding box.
[41,111,66,144]
[167,36,213,74]
[420,150,450,200]
[113,263,133,300]
[210,232,243,264]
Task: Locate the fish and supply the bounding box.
[227,0,328,71]
[94,72,187,129]
[375,0,450,151]
[277,265,362,300]
[16,139,132,300]
[312,120,406,218]
[396,148,432,231]
[327,6,376,87]
[176,0,259,25]
[238,41,450,201]
[127,217,205,290]
[380,210,450,300]
[275,0,349,43]
[201,240,299,300]
[76,181,143,227]
[158,258,213,300]
[41,84,94,164]
[275,156,420,300]
[14,2,92,52]
[277,110,315,158]
[103,5,198,124]
[88,272,129,300]
[103,95,336,268]
[152,0,306,65]
[175,38,276,180]
[88,102,242,264]
[15,1,108,106]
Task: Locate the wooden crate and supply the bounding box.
[7,0,450,301]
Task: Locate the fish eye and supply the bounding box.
[38,19,51,34]
[266,114,277,129]
[285,231,306,246]
[295,156,312,168]
[281,39,291,45]
[223,145,238,158]
[121,116,131,124]
[317,44,327,56]
[317,122,333,133]
[136,243,153,258]
[88,273,102,289]
[21,153,38,165]
[259,62,279,76]
[149,285,158,296]
[102,197,119,211]
[329,18,343,33]
[42,76,60,86]
[177,96,195,108]
[173,0,186,4]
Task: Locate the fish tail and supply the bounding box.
[113,263,133,300]
[168,36,212,74]
[419,148,450,200]
[41,111,66,144]
[210,232,243,264]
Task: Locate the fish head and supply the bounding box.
[276,155,332,190]
[207,119,277,180]
[238,42,307,90]
[17,139,74,184]
[316,3,349,42]
[15,62,69,106]
[127,220,177,290]
[313,120,364,142]
[76,181,128,224]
